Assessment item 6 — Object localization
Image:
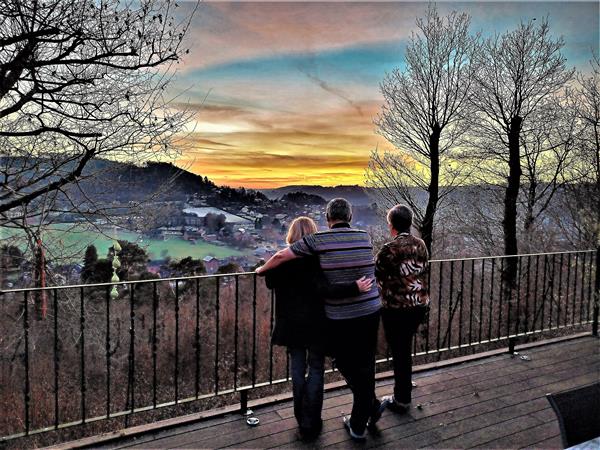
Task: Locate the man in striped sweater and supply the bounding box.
[257,198,385,440]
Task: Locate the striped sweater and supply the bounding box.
[290,223,381,320]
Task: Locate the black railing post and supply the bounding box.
[587,253,593,322]
[174,280,179,403]
[565,253,572,327]
[532,255,540,332]
[488,259,496,341]
[515,256,522,336]
[525,256,531,332]
[437,261,444,352]
[214,277,220,395]
[53,288,59,429]
[105,285,111,418]
[572,253,579,326]
[239,388,253,416]
[478,259,485,344]
[580,252,587,323]
[468,259,475,346]
[508,337,516,355]
[234,276,240,391]
[194,279,201,400]
[447,260,454,350]
[593,249,599,337]
[269,289,275,382]
[548,254,556,330]
[23,291,31,436]
[252,274,257,386]
[498,258,505,340]
[540,255,548,331]
[153,281,159,407]
[557,253,564,328]
[425,261,432,354]
[80,286,86,424]
[125,283,136,427]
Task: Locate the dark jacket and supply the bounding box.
[265,256,359,349]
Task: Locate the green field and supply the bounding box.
[0,223,247,263]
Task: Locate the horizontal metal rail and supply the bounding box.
[1,249,595,294]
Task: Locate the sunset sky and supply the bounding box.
[170,1,599,189]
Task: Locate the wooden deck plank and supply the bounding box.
[274,338,596,423]
[480,419,560,448]
[124,346,596,445]
[254,354,600,445]
[527,434,563,449]
[129,337,594,448]
[428,371,599,449]
[226,350,599,448]
[322,366,598,449]
[100,336,598,450]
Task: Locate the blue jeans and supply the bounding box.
[289,347,325,430]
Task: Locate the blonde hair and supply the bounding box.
[286,216,318,244]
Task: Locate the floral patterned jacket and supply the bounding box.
[375,233,430,309]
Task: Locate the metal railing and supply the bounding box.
[0,249,597,442]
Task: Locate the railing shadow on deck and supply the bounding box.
[0,249,598,445]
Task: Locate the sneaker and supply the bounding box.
[342,415,367,441]
[366,398,389,430]
[382,395,410,414]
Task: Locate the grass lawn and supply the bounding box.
[0,223,248,263]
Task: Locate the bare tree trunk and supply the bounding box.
[503,116,522,291]
[33,238,48,320]
[523,180,536,251]
[421,123,441,255]
[593,246,599,336]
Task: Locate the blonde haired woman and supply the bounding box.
[262,216,372,440]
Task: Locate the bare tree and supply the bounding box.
[0,0,196,314]
[367,4,479,255]
[519,93,576,251]
[559,54,600,248]
[0,0,195,217]
[471,18,574,286]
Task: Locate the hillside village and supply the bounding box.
[0,161,383,288]
[151,191,329,273]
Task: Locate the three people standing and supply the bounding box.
[257,199,429,441]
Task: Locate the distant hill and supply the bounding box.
[262,185,374,205]
[2,157,268,207]
[280,191,327,205]
[80,160,269,205]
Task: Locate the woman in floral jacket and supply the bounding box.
[375,204,430,413]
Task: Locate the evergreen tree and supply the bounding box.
[216,263,242,274]
[168,256,206,276]
[81,245,98,283]
[111,240,149,281]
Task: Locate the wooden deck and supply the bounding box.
[82,336,598,449]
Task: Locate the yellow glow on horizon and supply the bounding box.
[174,100,393,189]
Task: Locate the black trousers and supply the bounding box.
[328,311,380,434]
[382,306,427,404]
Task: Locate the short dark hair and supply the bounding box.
[387,204,413,232]
[326,198,352,223]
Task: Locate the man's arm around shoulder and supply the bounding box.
[256,247,299,275]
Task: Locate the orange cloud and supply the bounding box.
[174,100,394,188]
